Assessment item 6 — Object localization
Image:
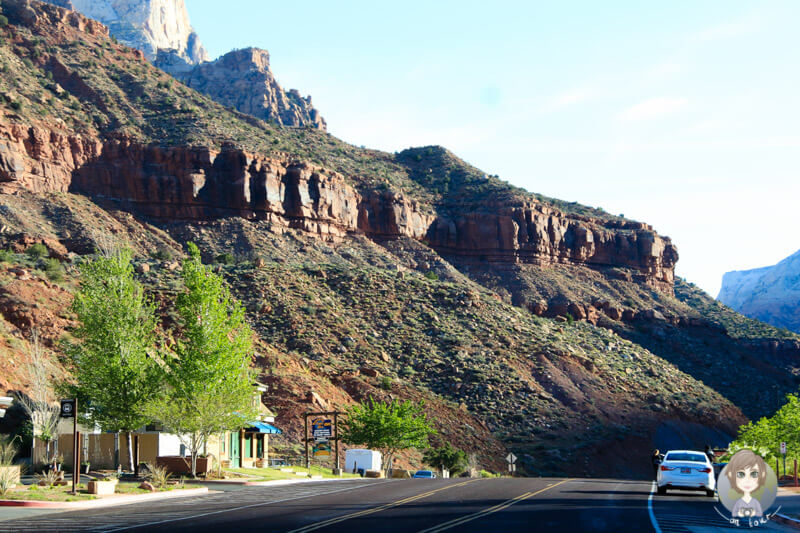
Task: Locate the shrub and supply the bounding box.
[145,463,171,489]
[0,249,15,263]
[379,376,392,391]
[0,469,15,497]
[0,435,19,466]
[150,247,173,261]
[424,271,439,281]
[565,313,574,325]
[479,469,500,478]
[0,15,8,28]
[41,258,64,281]
[26,243,48,259]
[34,469,60,487]
[214,253,235,265]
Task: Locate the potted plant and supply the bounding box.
[81,461,91,474]
[88,472,118,496]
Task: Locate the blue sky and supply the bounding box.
[187,1,800,296]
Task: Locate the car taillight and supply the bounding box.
[698,468,711,473]
[660,465,674,471]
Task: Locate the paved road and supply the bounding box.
[1,478,796,532]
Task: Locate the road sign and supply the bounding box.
[505,453,517,464]
[508,463,516,473]
[311,418,332,439]
[60,399,76,418]
[782,442,787,455]
[313,442,332,459]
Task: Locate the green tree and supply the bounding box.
[62,248,161,471]
[727,393,800,474]
[340,397,435,474]
[148,243,257,477]
[423,442,467,476]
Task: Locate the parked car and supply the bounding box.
[412,470,437,479]
[657,450,715,497]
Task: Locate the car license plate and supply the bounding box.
[681,467,691,474]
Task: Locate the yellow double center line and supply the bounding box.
[418,478,572,533]
[287,479,481,533]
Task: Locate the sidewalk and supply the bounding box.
[773,487,800,529]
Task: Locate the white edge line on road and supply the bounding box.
[648,481,662,533]
[103,480,395,532]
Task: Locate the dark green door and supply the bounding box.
[229,432,240,465]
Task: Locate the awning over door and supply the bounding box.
[245,421,282,434]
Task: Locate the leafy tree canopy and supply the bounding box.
[62,247,161,433]
[340,397,435,470]
[423,442,468,475]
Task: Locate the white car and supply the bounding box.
[657,450,715,497]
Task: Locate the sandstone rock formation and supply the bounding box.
[0,122,674,289]
[718,249,800,333]
[167,48,326,130]
[43,0,208,64]
[42,1,326,129]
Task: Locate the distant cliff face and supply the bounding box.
[718,249,800,333]
[43,1,326,129]
[165,48,326,130]
[45,0,207,64]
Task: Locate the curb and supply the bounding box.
[774,513,800,530]
[0,487,209,509]
[187,476,367,487]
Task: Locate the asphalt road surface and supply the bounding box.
[0,478,795,532]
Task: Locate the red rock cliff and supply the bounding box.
[0,121,677,289]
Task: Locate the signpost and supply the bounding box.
[304,412,341,473]
[782,442,787,478]
[60,399,78,494]
[506,452,517,475]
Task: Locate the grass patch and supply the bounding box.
[1,481,189,501]
[225,465,360,481]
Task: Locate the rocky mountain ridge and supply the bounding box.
[41,0,326,129]
[44,0,207,64]
[718,249,800,333]
[162,47,326,130]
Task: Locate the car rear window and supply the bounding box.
[665,452,707,463]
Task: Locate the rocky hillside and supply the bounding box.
[164,47,326,130]
[0,0,799,477]
[718,249,800,333]
[44,0,207,64]
[42,0,325,129]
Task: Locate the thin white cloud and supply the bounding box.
[539,87,595,113]
[617,97,688,121]
[646,61,683,79]
[694,17,762,42]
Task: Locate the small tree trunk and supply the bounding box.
[114,432,120,471]
[126,432,134,472]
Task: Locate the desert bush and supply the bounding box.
[150,247,173,261]
[0,436,19,466]
[41,257,64,281]
[145,463,171,488]
[34,469,60,487]
[424,271,439,281]
[0,15,9,28]
[379,376,392,390]
[26,243,48,259]
[214,253,235,265]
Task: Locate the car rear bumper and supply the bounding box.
[658,473,715,491]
